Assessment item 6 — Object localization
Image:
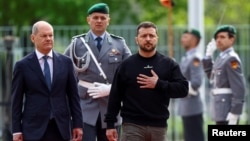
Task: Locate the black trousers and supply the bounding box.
[216,121,228,125]
[182,114,205,141]
[40,119,68,141]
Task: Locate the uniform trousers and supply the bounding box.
[182,114,204,141]
[216,121,228,125]
[121,123,167,141]
[216,120,239,125]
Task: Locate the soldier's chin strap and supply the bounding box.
[79,37,109,84]
[69,38,90,73]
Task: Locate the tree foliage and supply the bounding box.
[205,0,250,25]
[0,0,249,27]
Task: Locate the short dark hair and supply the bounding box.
[136,21,158,35]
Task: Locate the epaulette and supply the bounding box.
[110,34,123,39]
[72,33,86,39]
[228,50,240,61]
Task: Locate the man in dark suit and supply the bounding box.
[11,21,83,141]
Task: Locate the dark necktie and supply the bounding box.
[43,56,51,90]
[96,37,102,51]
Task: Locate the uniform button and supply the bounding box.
[222,98,225,102]
[115,58,117,61]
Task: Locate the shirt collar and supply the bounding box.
[186,47,197,56]
[219,47,233,57]
[90,31,105,40]
[35,49,53,60]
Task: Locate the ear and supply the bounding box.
[229,37,235,45]
[87,16,90,25]
[135,37,138,44]
[107,17,110,25]
[30,34,35,43]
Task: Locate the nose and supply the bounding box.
[146,35,151,40]
[47,35,53,39]
[97,17,102,22]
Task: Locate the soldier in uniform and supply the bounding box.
[64,3,132,141]
[202,25,246,125]
[177,29,205,141]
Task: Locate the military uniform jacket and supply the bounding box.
[64,30,131,128]
[202,47,245,121]
[177,48,203,117]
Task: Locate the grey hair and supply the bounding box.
[32,21,52,34]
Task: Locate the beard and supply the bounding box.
[139,43,156,52]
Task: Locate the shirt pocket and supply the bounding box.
[108,55,122,64]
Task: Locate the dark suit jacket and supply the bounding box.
[11,51,83,140]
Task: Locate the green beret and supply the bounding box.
[183,28,201,39]
[87,3,109,15]
[213,25,236,38]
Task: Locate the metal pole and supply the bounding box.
[188,0,205,140]
[167,3,176,141]
[168,5,174,58]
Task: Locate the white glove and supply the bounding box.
[226,112,239,125]
[205,39,217,57]
[188,82,197,96]
[87,82,111,99]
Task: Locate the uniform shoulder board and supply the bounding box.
[72,33,86,39]
[110,34,124,39]
[194,52,202,60]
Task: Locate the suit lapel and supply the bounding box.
[27,52,48,89]
[51,52,62,90]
